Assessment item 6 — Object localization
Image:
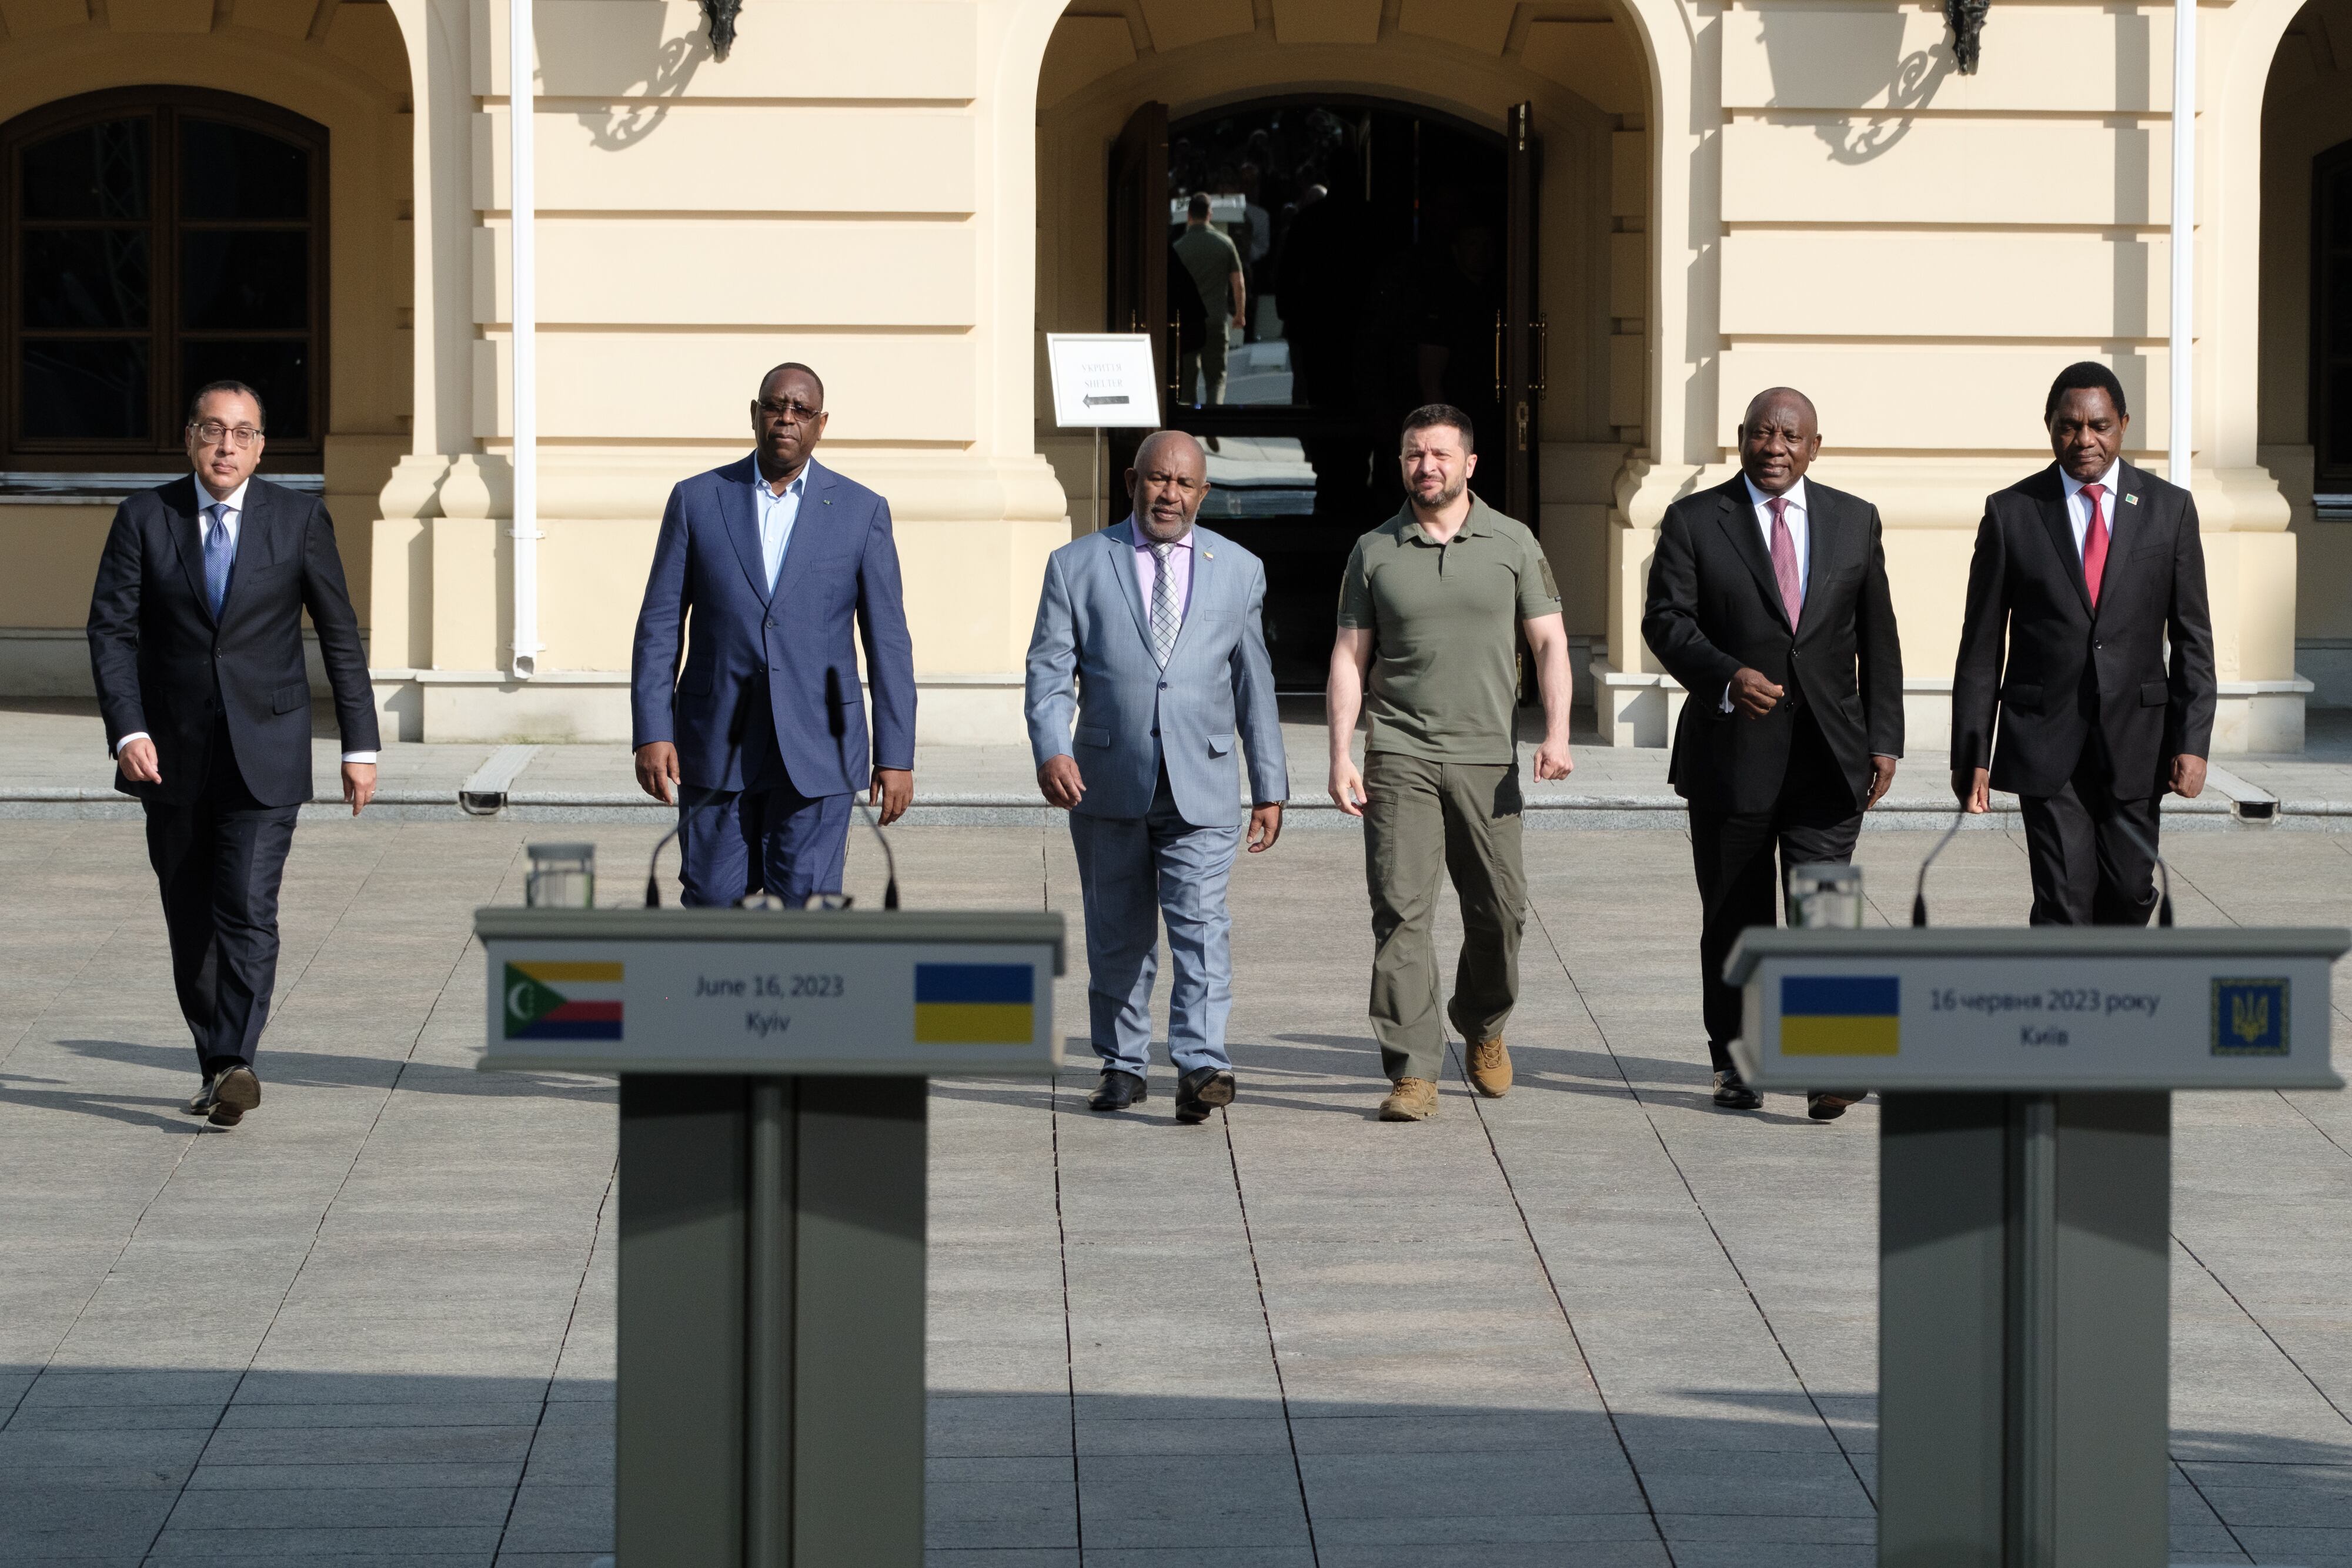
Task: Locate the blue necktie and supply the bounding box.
[203,504,234,618]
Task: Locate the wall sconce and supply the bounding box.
[701,0,741,59]
[1945,0,1989,74]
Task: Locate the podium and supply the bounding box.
[1727,925,2346,1567]
[476,907,1065,1568]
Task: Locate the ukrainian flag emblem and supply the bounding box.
[505,961,624,1040]
[1779,976,1900,1056]
[914,964,1034,1044]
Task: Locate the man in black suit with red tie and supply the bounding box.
[1951,362,2214,924]
[1643,388,1905,1118]
[87,382,379,1128]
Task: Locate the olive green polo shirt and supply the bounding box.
[1336,495,1561,763]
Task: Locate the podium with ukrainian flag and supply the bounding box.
[1726,925,2346,1568]
[476,906,1064,1568]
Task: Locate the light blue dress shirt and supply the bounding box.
[751,460,806,593]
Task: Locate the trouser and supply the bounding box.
[1688,711,1863,1070]
[143,726,299,1073]
[2017,751,2160,927]
[677,778,853,907]
[1067,767,1241,1079]
[1179,327,1230,406]
[1362,751,1526,1084]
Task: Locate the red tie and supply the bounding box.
[1768,496,1803,624]
[2080,483,2109,607]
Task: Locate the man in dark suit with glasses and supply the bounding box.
[88,380,380,1128]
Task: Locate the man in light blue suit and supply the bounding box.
[1025,430,1288,1124]
[632,363,916,904]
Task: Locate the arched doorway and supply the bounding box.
[1035,9,1653,703]
[1111,95,1535,687]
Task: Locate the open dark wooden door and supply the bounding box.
[1105,102,1168,529]
[1502,101,1542,527]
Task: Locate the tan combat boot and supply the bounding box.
[1465,1036,1512,1098]
[1379,1076,1438,1121]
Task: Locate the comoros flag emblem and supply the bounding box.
[505,961,624,1040]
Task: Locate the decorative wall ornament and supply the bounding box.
[701,0,741,60]
[1946,0,1989,74]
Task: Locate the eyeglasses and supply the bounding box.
[755,399,823,424]
[189,420,263,449]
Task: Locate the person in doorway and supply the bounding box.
[87,381,380,1129]
[1951,362,2214,922]
[1327,404,1573,1122]
[1024,430,1287,1124]
[1174,192,1245,405]
[630,362,916,905]
[1641,387,1904,1118]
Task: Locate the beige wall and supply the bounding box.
[0,0,415,641]
[0,0,2330,753]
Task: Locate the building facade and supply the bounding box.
[1,0,2347,753]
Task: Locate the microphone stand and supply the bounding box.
[828,667,900,910]
[1910,810,1969,927]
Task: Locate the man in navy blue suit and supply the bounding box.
[630,363,916,904]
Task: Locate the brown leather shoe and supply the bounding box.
[1465,1036,1512,1098]
[1378,1077,1438,1121]
[1808,1091,1862,1122]
[207,1065,260,1128]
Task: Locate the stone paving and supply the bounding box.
[3,807,2351,1563]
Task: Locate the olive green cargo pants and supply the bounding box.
[1361,751,1527,1084]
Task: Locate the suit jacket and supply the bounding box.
[1951,460,2214,800]
[631,456,916,797]
[1641,475,1904,815]
[1024,519,1287,826]
[86,475,377,808]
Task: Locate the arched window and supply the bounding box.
[2,86,326,469]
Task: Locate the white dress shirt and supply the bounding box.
[115,474,379,766]
[1720,476,1811,713]
[751,459,807,592]
[2060,459,2123,559]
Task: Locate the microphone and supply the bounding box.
[1910,810,1968,927]
[828,666,900,911]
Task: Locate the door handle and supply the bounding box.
[1494,309,1504,402]
[1534,315,1548,399]
[1516,399,1530,453]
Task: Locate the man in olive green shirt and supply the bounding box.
[1328,404,1574,1122]
[1173,192,1244,405]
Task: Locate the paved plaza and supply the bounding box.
[4,733,2352,1563]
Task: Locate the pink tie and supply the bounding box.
[1768,497,1802,624]
[2080,483,2109,607]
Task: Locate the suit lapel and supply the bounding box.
[1104,520,1154,650]
[1712,480,1792,633]
[165,477,214,623]
[1164,529,1213,664]
[720,456,771,605]
[768,459,835,609]
[2033,464,2093,615]
[1790,487,1838,643]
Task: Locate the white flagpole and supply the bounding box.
[2170,0,2196,492]
[509,0,540,679]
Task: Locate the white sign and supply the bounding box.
[476,907,1064,1076]
[1726,927,2347,1091]
[1045,333,1162,429]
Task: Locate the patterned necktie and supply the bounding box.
[1767,496,1802,624]
[1149,541,1180,668]
[203,503,235,618]
[2080,482,2110,607]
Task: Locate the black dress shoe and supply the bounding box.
[208,1064,261,1128]
[1712,1068,1762,1110]
[1174,1066,1236,1125]
[183,1077,217,1116]
[1088,1070,1147,1112]
[1808,1091,1862,1122]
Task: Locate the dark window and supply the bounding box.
[3,88,326,469]
[2318,140,2352,490]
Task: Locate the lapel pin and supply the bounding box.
[1204,550,1214,560]
[2124,493,2139,506]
